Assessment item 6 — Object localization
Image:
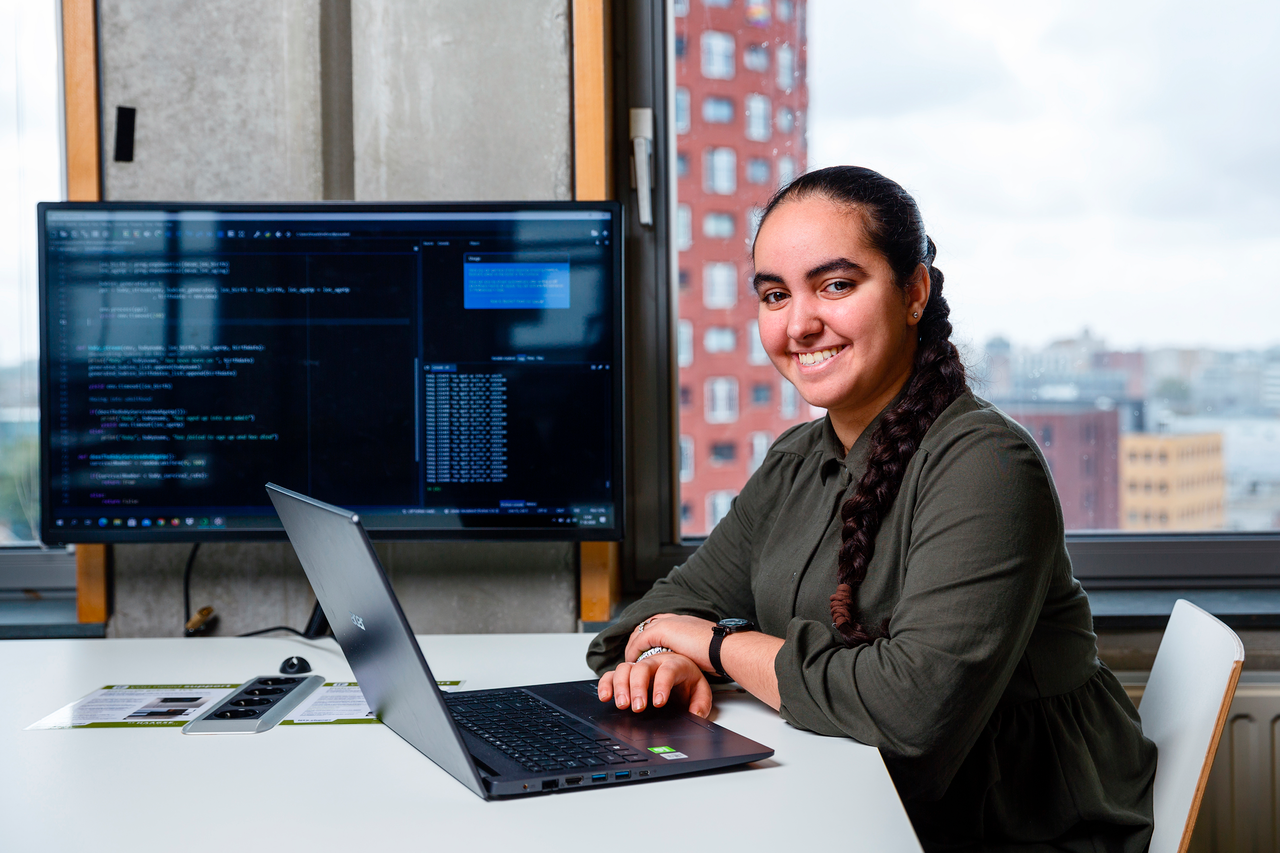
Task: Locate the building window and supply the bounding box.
[746,206,763,244]
[704,326,736,353]
[743,43,769,72]
[676,151,689,178]
[703,96,734,124]
[777,155,796,187]
[677,319,694,368]
[776,106,795,134]
[745,94,771,141]
[776,0,794,22]
[749,431,773,473]
[679,435,694,482]
[678,267,691,291]
[748,320,770,365]
[673,0,689,16]
[704,0,730,6]
[676,204,693,251]
[703,211,735,239]
[1041,425,1054,447]
[703,147,737,194]
[751,382,772,405]
[675,87,691,134]
[679,385,692,407]
[706,490,735,529]
[711,441,737,464]
[781,379,798,418]
[705,377,740,424]
[776,43,795,91]
[701,31,735,80]
[746,157,771,184]
[703,262,738,309]
[675,34,687,59]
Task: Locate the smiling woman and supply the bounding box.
[591,166,1157,851]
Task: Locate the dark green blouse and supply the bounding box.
[589,392,1156,851]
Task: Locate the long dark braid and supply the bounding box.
[754,167,969,646]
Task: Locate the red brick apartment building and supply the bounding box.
[675,0,809,536]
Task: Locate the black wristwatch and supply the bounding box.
[709,618,757,679]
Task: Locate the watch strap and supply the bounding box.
[709,627,729,678]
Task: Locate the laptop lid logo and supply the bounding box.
[350,612,366,630]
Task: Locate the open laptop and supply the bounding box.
[266,483,773,798]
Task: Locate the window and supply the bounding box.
[751,383,772,405]
[711,442,737,463]
[674,34,687,59]
[677,320,694,368]
[744,44,769,73]
[776,155,796,187]
[746,157,771,184]
[676,152,689,178]
[776,43,795,91]
[705,378,740,424]
[744,94,771,141]
[702,96,734,124]
[1,2,60,544]
[703,262,738,309]
[706,490,735,529]
[704,326,736,353]
[749,431,773,473]
[673,0,689,16]
[747,320,770,365]
[703,147,737,194]
[702,211,735,239]
[776,0,794,22]
[674,87,691,134]
[679,436,694,482]
[701,31,735,80]
[676,204,693,251]
[745,206,763,244]
[780,380,798,418]
[776,106,795,134]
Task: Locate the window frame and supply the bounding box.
[615,0,1280,592]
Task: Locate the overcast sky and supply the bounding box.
[807,0,1280,354]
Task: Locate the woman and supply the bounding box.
[588,166,1156,851]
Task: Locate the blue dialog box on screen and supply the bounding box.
[464,253,570,309]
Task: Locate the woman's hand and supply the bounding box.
[623,613,717,671]
[596,651,713,717]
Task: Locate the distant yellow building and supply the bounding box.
[1119,433,1225,530]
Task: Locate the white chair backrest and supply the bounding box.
[1139,598,1244,853]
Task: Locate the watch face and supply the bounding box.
[718,618,752,630]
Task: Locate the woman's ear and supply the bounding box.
[906,263,931,326]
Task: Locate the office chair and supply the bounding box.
[1139,599,1244,853]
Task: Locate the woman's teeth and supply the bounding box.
[798,347,842,366]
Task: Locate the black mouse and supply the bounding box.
[280,655,311,675]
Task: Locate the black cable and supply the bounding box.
[237,625,310,638]
[182,542,201,630]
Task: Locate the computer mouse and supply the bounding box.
[280,655,311,675]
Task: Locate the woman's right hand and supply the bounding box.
[596,651,713,718]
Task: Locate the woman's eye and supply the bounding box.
[825,279,854,294]
[761,290,788,305]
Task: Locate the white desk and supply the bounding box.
[3,634,921,852]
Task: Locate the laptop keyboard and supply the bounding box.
[446,689,649,773]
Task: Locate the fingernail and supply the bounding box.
[653,692,665,706]
[616,695,627,708]
[632,697,643,711]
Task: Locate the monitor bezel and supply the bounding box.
[38,199,625,544]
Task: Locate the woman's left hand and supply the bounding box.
[625,613,717,672]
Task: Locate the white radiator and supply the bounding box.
[1122,671,1280,852]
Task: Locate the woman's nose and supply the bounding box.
[787,297,823,340]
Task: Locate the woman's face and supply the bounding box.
[752,196,929,445]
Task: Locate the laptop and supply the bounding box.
[266,483,774,798]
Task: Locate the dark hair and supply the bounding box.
[752,166,968,646]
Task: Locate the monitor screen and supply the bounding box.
[38,201,623,544]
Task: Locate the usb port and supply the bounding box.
[614,770,631,780]
[541,779,559,791]
[565,776,583,785]
[591,773,608,783]
[638,770,650,777]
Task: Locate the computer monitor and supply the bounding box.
[38,201,624,545]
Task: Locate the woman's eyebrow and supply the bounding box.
[806,258,864,279]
